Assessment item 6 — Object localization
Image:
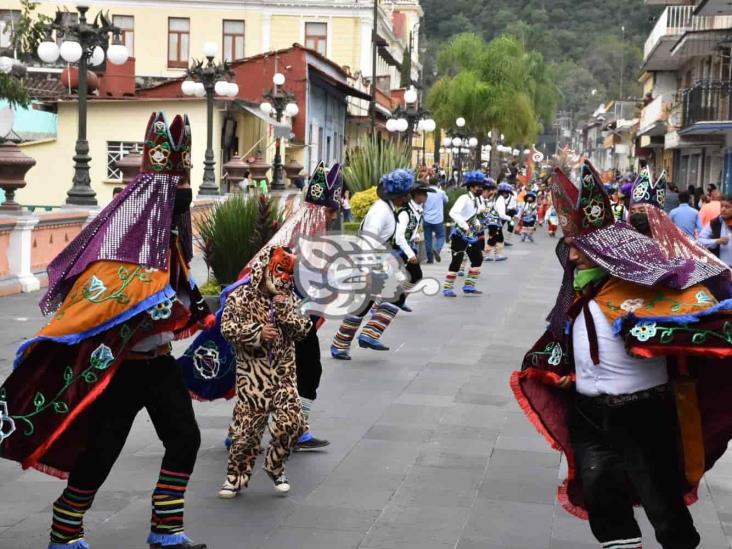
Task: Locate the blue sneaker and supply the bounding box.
[224,436,233,450]
[463,285,483,295]
[458,271,465,277]
[295,431,330,451]
[357,335,389,351]
[495,256,508,262]
[443,288,457,297]
[330,346,351,360]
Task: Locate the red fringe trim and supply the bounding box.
[509,370,562,451]
[557,478,589,520]
[30,461,69,480]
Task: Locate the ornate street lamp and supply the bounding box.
[260,72,298,191]
[444,117,478,182]
[36,5,129,206]
[181,41,239,196]
[386,86,435,159]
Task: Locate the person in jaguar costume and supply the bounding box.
[217,246,311,498]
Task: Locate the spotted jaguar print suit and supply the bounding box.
[220,252,311,484]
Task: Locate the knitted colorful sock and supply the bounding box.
[465,267,480,288]
[49,485,96,546]
[332,315,364,350]
[444,272,457,290]
[147,468,191,546]
[361,303,399,341]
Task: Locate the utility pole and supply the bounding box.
[619,25,625,100]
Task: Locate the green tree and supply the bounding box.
[400,38,412,88]
[428,33,555,174]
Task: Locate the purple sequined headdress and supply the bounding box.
[40,112,191,314]
[546,160,719,336]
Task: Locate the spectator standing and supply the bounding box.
[342,190,353,222]
[699,190,722,228]
[698,194,732,266]
[664,182,680,213]
[669,191,701,237]
[422,176,448,263]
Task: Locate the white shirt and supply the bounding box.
[360,199,398,245]
[449,193,480,231]
[395,200,423,259]
[573,300,668,397]
[494,195,513,222]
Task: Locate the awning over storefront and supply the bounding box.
[309,67,372,101]
[235,101,291,138]
[679,121,732,136]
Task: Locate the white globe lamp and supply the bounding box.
[396,118,409,132]
[273,72,285,86]
[442,137,452,147]
[260,101,273,115]
[456,117,466,128]
[194,82,206,97]
[226,82,239,97]
[181,79,197,96]
[106,43,129,65]
[59,40,83,63]
[214,80,229,96]
[285,102,299,117]
[404,87,418,104]
[468,137,479,148]
[90,46,105,66]
[386,119,398,132]
[423,119,436,132]
[37,40,60,63]
[452,137,462,148]
[203,41,218,58]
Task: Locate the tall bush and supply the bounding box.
[195,194,282,285]
[344,137,411,193]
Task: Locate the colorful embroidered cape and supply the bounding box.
[0,245,209,478]
[510,277,732,519]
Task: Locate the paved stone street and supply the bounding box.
[1,232,732,549]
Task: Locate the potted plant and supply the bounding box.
[195,193,283,310]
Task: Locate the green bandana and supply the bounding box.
[573,266,606,292]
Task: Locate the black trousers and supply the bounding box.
[296,322,322,401]
[570,392,699,549]
[68,356,201,490]
[486,225,504,247]
[448,234,482,272]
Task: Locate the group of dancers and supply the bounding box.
[2,109,731,549]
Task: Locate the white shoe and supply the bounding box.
[218,475,244,498]
[268,472,291,494]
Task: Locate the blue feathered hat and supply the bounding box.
[484,176,497,189]
[462,171,487,187]
[497,182,513,193]
[377,168,416,200]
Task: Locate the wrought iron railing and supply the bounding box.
[681,80,732,127]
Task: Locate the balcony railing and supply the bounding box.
[644,6,732,60]
[681,80,732,127]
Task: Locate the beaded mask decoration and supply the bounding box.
[142,112,192,180]
[630,171,666,209]
[551,161,614,238]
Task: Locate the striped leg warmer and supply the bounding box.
[147,468,192,546]
[300,397,314,420]
[332,315,364,350]
[444,272,457,290]
[464,267,480,289]
[49,485,96,547]
[361,303,399,341]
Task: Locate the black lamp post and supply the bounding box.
[36,6,129,206]
[443,117,478,182]
[260,72,299,191]
[181,42,238,196]
[386,87,435,161]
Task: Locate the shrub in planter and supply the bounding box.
[344,137,411,193]
[195,194,282,286]
[351,186,378,221]
[342,221,361,234]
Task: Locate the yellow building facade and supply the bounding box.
[4,0,422,206]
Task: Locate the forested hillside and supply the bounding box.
[421,0,660,121]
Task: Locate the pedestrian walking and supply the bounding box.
[423,176,448,263]
[699,190,722,228]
